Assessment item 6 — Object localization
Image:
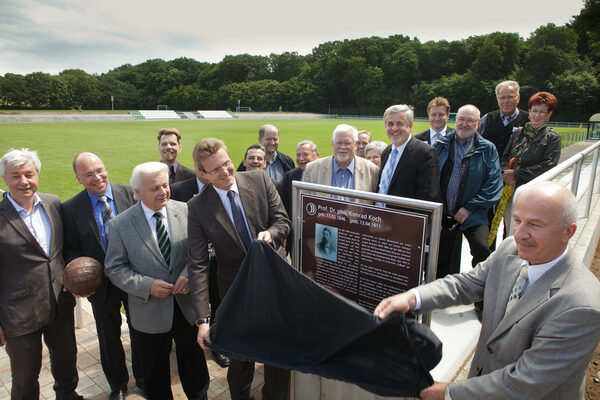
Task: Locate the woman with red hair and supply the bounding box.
[501,91,561,188]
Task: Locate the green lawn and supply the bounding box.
[0,118,583,200]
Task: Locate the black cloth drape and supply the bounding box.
[209,240,442,397]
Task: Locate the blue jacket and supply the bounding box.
[434,132,503,231]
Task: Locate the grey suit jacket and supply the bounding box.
[0,193,69,337]
[105,200,196,334]
[418,237,600,399]
[302,156,379,204]
[188,170,291,319]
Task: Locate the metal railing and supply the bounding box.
[505,140,600,236]
[560,129,588,148]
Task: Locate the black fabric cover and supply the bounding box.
[209,241,442,397]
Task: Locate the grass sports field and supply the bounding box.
[0,118,581,200]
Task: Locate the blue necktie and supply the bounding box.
[376,147,399,207]
[228,190,252,250]
[99,195,113,224]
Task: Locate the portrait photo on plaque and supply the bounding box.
[315,224,338,262]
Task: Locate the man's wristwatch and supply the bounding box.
[195,317,210,326]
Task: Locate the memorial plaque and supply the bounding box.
[300,194,428,312]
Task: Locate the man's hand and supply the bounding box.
[150,279,174,298]
[453,207,472,225]
[257,231,272,243]
[197,323,211,350]
[420,382,448,400]
[373,291,416,319]
[0,326,5,346]
[503,169,516,185]
[172,275,189,295]
[62,287,94,298]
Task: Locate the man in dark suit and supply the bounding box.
[375,182,600,400]
[170,150,230,369]
[105,162,209,400]
[414,97,452,145]
[157,128,195,185]
[62,152,142,399]
[0,148,82,400]
[376,104,440,205]
[188,138,291,400]
[236,124,295,185]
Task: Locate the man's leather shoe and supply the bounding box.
[212,350,230,368]
[132,385,147,399]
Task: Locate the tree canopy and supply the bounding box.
[1,2,598,121]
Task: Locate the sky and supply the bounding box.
[0,0,586,76]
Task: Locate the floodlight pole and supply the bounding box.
[110,95,114,112]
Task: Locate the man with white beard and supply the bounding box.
[303,124,378,204]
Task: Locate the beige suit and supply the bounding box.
[303,156,379,204]
[419,237,600,399]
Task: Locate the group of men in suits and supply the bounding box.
[2,90,600,400]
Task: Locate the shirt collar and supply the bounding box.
[7,192,42,214]
[501,109,519,120]
[430,126,448,136]
[333,156,355,174]
[523,247,569,285]
[140,201,167,223]
[392,134,411,152]
[87,182,114,206]
[213,179,240,198]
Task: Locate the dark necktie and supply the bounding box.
[99,195,113,224]
[153,212,171,265]
[227,190,252,250]
[169,165,176,185]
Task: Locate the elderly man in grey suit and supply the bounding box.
[375,181,600,400]
[303,124,379,203]
[0,148,82,400]
[105,162,209,400]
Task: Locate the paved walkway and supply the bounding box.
[0,304,265,400]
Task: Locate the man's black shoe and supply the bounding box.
[212,351,230,368]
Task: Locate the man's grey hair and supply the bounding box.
[332,124,359,142]
[0,148,41,177]
[495,80,520,97]
[364,141,388,156]
[297,140,318,155]
[457,104,481,120]
[130,162,169,199]
[244,143,266,159]
[383,104,414,125]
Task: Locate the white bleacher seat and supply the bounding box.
[138,110,181,120]
[198,110,233,119]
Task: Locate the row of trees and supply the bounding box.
[1,1,598,121]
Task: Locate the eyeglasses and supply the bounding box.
[79,168,106,179]
[498,95,517,101]
[205,160,232,175]
[456,117,479,124]
[530,108,548,115]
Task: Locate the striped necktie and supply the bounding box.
[153,212,171,265]
[99,195,113,224]
[504,264,529,317]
